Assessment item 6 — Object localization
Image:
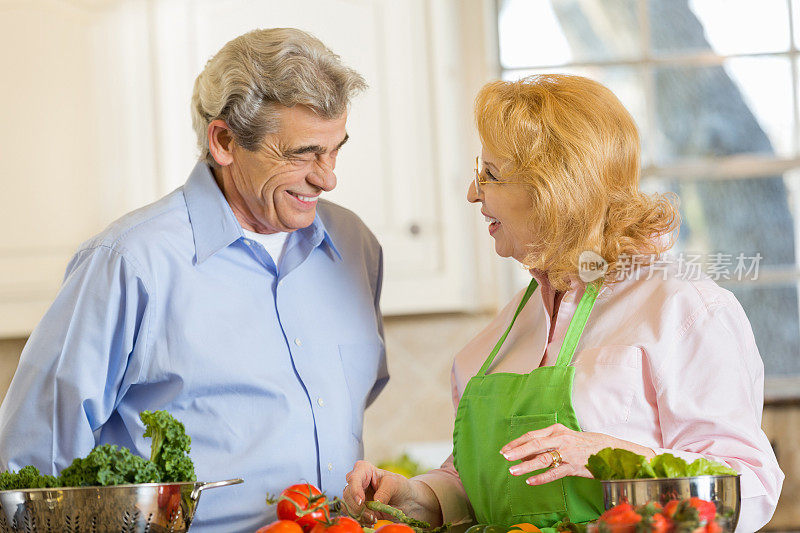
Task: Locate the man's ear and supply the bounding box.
[207,119,235,166]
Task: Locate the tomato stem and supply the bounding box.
[278,492,330,518]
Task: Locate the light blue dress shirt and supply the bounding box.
[0,162,388,532]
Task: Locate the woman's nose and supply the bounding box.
[467,180,481,203]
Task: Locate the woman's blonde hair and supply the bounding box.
[191,28,367,166]
[474,74,679,291]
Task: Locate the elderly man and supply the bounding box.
[0,28,386,532]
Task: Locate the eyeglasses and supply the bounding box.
[473,155,505,192]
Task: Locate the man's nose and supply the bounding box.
[309,156,337,191]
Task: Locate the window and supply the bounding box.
[497,0,800,381]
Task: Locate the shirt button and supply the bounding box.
[294,338,302,346]
[317,397,325,407]
[327,463,333,472]
[243,239,251,245]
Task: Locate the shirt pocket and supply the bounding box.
[339,342,384,441]
[507,413,567,519]
[571,345,642,430]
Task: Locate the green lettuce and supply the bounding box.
[650,453,687,478]
[586,448,651,480]
[686,457,738,476]
[587,448,738,480]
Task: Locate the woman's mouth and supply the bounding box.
[485,215,500,235]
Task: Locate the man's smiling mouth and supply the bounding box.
[287,191,319,203]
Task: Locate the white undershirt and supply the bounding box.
[243,229,289,266]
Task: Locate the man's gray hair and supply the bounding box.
[191,28,367,165]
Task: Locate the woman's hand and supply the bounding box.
[500,423,656,485]
[342,461,443,526]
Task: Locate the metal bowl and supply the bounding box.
[601,475,740,531]
[0,478,242,533]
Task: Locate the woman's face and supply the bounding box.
[467,147,536,263]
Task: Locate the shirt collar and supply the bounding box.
[312,213,343,261]
[529,268,613,303]
[289,207,343,262]
[183,161,342,264]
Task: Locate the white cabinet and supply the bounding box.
[0,0,160,336]
[0,0,498,336]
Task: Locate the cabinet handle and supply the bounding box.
[409,223,421,236]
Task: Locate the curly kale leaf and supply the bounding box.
[140,410,196,482]
[0,465,59,490]
[58,444,161,487]
[0,410,195,490]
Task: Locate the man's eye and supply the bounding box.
[484,168,498,181]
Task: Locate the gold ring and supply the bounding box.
[548,450,563,468]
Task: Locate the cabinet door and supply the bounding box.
[0,0,159,336]
[150,0,481,314]
[0,0,487,336]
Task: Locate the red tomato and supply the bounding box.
[310,516,363,533]
[663,500,679,518]
[598,502,641,532]
[649,513,672,533]
[275,484,329,532]
[705,521,723,533]
[257,520,306,533]
[375,525,415,533]
[157,484,180,508]
[688,497,717,523]
[157,484,182,518]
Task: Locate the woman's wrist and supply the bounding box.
[407,479,444,526]
[608,435,656,460]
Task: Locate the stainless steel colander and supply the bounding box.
[0,478,242,533]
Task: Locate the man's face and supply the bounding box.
[219,105,349,233]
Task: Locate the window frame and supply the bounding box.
[496,0,800,392]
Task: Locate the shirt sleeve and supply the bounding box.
[415,454,474,527]
[649,298,784,532]
[0,244,152,474]
[366,245,388,407]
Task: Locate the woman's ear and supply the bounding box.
[207,119,235,166]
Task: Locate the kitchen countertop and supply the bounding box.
[764,376,800,406]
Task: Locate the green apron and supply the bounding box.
[452,279,604,530]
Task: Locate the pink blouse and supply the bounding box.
[416,263,783,532]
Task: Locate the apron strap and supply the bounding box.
[477,278,539,377]
[554,280,602,367]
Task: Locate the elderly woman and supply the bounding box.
[344,75,783,532]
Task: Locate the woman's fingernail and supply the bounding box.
[526,478,535,485]
[509,465,522,475]
[357,497,363,506]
